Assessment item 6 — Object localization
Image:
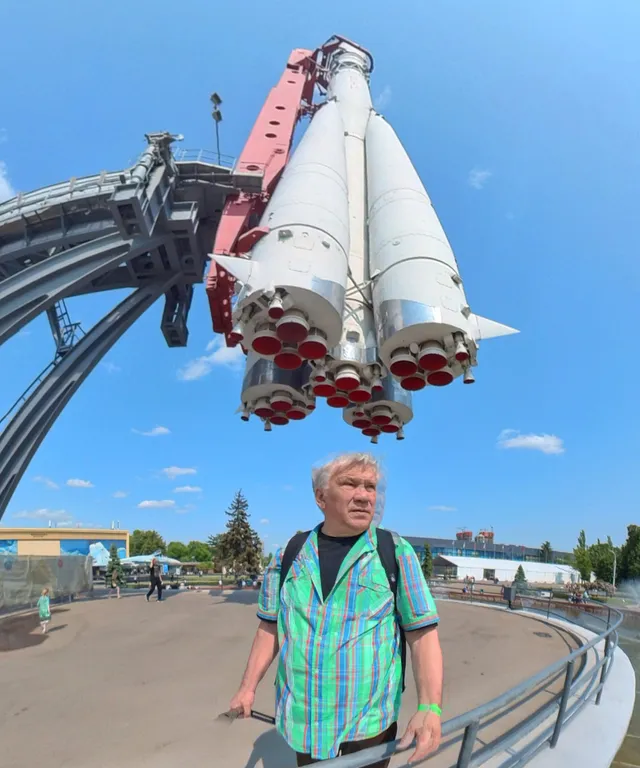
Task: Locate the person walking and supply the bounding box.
[37,588,51,633]
[146,557,164,602]
[228,452,443,766]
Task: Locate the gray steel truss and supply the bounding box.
[0,278,177,518]
[0,132,236,519]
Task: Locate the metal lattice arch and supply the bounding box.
[0,134,236,519]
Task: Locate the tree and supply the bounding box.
[513,564,527,587]
[421,543,433,579]
[130,529,166,556]
[207,534,222,562]
[167,541,189,561]
[588,538,619,584]
[540,541,553,563]
[620,525,640,581]
[106,544,125,585]
[217,490,262,575]
[573,529,592,581]
[187,540,212,562]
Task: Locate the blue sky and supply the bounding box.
[0,0,639,553]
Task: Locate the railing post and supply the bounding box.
[550,659,575,747]
[547,593,551,620]
[595,635,611,705]
[456,720,480,768]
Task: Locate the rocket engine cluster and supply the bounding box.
[210,39,517,442]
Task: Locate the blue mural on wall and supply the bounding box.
[0,540,18,555]
[60,539,126,563]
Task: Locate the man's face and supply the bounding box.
[316,463,378,534]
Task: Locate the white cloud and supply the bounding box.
[468,168,492,190]
[177,338,245,381]
[137,499,176,509]
[66,478,94,488]
[161,466,197,480]
[374,85,392,110]
[112,490,128,499]
[13,508,70,521]
[0,160,15,202]
[173,485,202,493]
[33,476,59,490]
[497,429,565,455]
[428,505,457,512]
[101,361,121,374]
[260,518,269,525]
[132,425,171,437]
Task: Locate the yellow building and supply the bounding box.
[0,527,129,560]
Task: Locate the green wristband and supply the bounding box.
[418,704,442,717]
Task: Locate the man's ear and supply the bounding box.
[315,486,326,510]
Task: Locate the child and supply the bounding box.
[37,588,51,633]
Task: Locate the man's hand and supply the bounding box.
[228,686,255,719]
[397,711,442,764]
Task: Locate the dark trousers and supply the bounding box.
[147,578,163,600]
[296,722,397,767]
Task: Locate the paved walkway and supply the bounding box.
[0,590,580,768]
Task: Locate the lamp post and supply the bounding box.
[612,549,617,588]
[210,92,223,164]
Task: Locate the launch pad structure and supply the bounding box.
[0,35,517,520]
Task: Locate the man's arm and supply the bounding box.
[236,620,279,693]
[406,624,443,709]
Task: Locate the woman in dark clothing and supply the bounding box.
[146,557,163,601]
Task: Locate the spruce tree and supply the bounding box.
[218,490,262,575]
[421,543,433,580]
[106,544,125,586]
[513,564,527,589]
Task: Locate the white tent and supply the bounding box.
[433,555,580,585]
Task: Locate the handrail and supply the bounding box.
[315,597,623,768]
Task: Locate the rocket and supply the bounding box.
[210,38,517,441]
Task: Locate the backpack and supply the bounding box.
[278,527,407,692]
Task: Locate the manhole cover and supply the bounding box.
[534,631,553,638]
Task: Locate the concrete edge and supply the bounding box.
[435,598,635,767]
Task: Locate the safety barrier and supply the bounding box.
[0,555,93,616]
[318,594,623,768]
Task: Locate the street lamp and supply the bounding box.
[210,92,223,164]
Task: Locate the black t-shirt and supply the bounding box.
[317,529,363,600]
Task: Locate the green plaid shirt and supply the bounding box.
[257,525,439,759]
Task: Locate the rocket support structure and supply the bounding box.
[209,36,518,440]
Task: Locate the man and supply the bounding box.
[146,557,163,602]
[229,453,443,766]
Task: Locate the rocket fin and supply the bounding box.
[470,314,519,340]
[209,254,256,286]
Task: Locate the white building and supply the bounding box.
[433,555,580,585]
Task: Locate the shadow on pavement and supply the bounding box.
[0,609,69,652]
[243,728,296,768]
[213,590,259,606]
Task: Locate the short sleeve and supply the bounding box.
[257,547,284,622]
[395,536,440,631]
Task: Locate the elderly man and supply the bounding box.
[229,452,443,766]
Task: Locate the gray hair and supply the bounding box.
[312,453,386,525]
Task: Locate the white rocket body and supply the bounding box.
[214,39,517,438]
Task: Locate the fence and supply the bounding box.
[320,591,623,768]
[0,555,93,615]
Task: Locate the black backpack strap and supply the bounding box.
[376,529,407,693]
[279,531,311,595]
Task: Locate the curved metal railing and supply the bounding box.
[318,595,623,768]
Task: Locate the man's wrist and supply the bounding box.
[417,703,442,717]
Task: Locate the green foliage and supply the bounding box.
[540,541,553,563]
[573,529,592,581]
[167,541,189,561]
[588,538,619,584]
[421,543,433,579]
[217,490,262,575]
[187,540,212,562]
[129,529,166,557]
[207,534,222,562]
[262,552,274,567]
[620,525,640,581]
[106,544,124,586]
[514,564,527,584]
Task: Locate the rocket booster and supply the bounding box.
[212,39,517,439]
